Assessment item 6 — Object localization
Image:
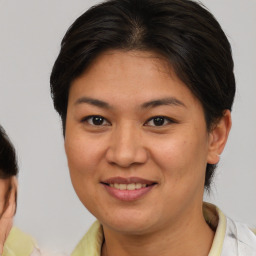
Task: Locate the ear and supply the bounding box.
[0,176,17,218]
[0,176,17,254]
[9,176,17,216]
[207,110,232,164]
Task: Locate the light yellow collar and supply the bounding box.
[71,221,103,256]
[204,203,227,256]
[3,227,38,256]
[72,203,227,256]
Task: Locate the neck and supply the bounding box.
[101,206,214,256]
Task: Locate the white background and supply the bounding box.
[0,0,255,254]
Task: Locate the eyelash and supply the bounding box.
[82,115,110,126]
[81,115,175,127]
[144,116,175,127]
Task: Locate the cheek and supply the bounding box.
[151,135,208,211]
[65,135,103,174]
[65,136,101,206]
[152,136,195,167]
[64,136,106,204]
[151,132,208,182]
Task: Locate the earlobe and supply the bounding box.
[207,110,232,164]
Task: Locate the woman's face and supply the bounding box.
[65,50,218,235]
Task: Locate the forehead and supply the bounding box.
[84,50,172,77]
[69,50,200,110]
[73,50,181,90]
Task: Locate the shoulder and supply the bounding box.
[231,220,256,246]
[204,203,256,256]
[223,215,256,255]
[3,227,67,256]
[3,226,38,256]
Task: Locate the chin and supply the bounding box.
[99,211,159,235]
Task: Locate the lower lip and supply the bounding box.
[102,184,155,201]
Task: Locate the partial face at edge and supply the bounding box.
[64,50,226,234]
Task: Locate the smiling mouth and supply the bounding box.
[100,177,157,201]
[102,183,153,190]
[101,182,156,201]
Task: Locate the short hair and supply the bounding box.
[50,0,236,189]
[0,125,18,179]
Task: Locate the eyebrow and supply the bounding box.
[141,97,186,108]
[75,97,110,109]
[74,96,186,109]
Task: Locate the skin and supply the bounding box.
[0,176,17,254]
[65,50,231,256]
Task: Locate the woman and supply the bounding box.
[50,0,256,255]
[0,125,40,255]
[0,125,18,254]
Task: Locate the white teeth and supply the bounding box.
[127,183,135,190]
[119,184,127,190]
[114,183,120,189]
[135,183,142,189]
[109,183,148,190]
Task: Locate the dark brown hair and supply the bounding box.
[0,125,18,178]
[50,0,236,189]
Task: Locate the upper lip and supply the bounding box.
[101,176,157,185]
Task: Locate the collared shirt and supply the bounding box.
[3,227,40,256]
[3,204,255,255]
[71,203,256,256]
[3,228,65,256]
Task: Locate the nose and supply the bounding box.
[105,123,148,168]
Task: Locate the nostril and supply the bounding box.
[106,148,138,167]
[105,145,148,167]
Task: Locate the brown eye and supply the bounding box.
[145,116,174,127]
[152,117,165,126]
[83,115,110,126]
[91,116,104,125]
